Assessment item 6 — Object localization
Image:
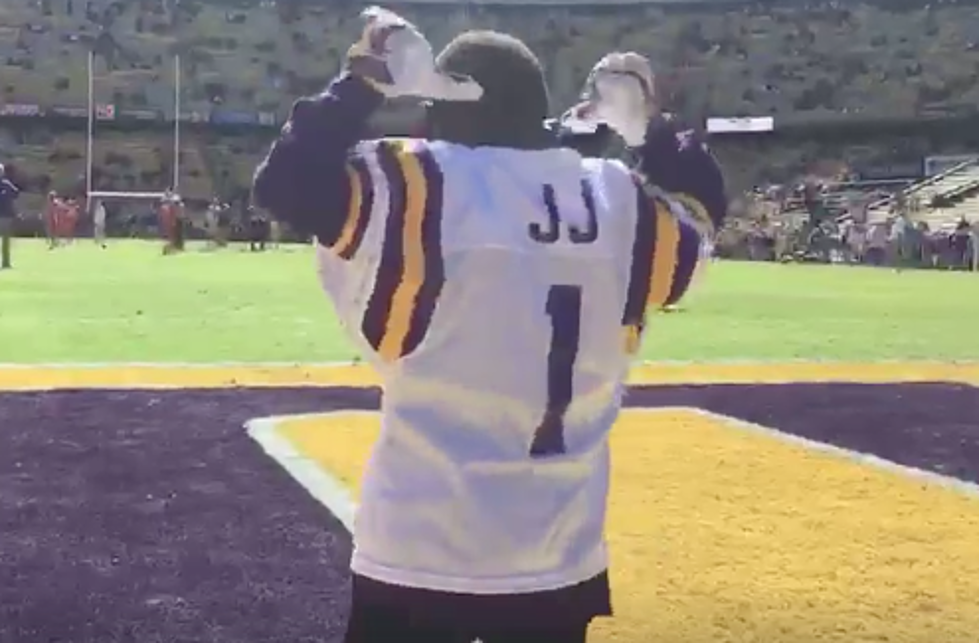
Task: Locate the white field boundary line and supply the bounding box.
[246,406,979,539]
[686,407,979,499]
[246,412,358,533]
[0,359,978,369]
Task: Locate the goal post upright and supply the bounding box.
[173,53,180,193]
[85,51,182,200]
[86,49,95,201]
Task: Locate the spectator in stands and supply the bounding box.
[205,196,223,249]
[0,164,19,269]
[267,213,281,249]
[866,221,889,266]
[842,220,866,264]
[953,217,972,269]
[970,223,978,272]
[247,205,269,252]
[892,212,918,271]
[917,222,936,268]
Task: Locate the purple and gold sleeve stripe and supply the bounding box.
[670,192,713,236]
[650,199,701,308]
[621,180,703,351]
[326,157,374,260]
[620,179,656,354]
[360,141,446,363]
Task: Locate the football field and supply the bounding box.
[1,240,978,643]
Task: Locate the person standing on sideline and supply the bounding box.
[63,197,80,243]
[254,9,725,642]
[45,191,59,248]
[0,164,19,269]
[205,196,222,249]
[92,198,107,247]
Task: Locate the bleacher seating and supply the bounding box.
[3,0,979,205]
[5,0,979,124]
[864,159,979,222]
[945,193,979,226]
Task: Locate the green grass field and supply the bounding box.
[1,239,977,363]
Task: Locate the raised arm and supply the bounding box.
[559,52,726,242]
[253,6,482,254]
[622,117,725,311]
[252,73,382,246]
[626,174,704,312]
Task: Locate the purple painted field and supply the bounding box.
[0,382,976,642]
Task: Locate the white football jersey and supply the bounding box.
[316,138,702,594]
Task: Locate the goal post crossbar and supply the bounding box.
[88,191,167,201]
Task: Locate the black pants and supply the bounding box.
[0,217,12,268]
[344,572,611,643]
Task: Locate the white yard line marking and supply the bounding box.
[683,406,979,498]
[246,413,358,533]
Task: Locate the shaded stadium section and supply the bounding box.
[1,372,978,642]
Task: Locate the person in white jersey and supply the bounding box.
[253,7,726,643]
[92,198,107,247]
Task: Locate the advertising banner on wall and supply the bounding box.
[49,105,88,118]
[95,104,116,120]
[118,108,160,121]
[0,103,40,116]
[705,116,774,134]
[210,109,257,125]
[180,110,208,123]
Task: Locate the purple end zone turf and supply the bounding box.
[0,387,377,643]
[0,382,975,642]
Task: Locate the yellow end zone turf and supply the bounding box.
[1,360,979,389]
[277,408,979,643]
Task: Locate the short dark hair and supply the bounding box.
[428,30,550,149]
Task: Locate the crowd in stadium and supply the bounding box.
[1,0,979,270]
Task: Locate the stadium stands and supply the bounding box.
[3,0,979,210]
[5,0,979,121]
[862,159,979,223]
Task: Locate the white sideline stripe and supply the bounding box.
[245,407,979,540]
[246,412,359,533]
[681,406,979,498]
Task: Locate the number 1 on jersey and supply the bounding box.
[530,285,582,458]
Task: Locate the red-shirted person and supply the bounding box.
[62,198,80,243]
[159,189,184,254]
